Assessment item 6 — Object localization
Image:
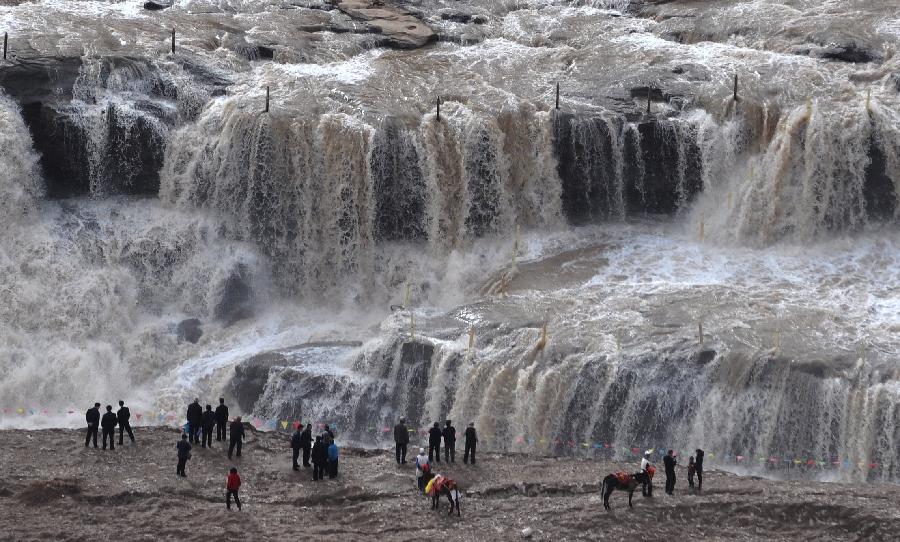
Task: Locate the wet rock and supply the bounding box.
[817,41,881,64]
[176,319,202,344]
[891,73,900,92]
[143,1,173,10]
[330,0,437,49]
[229,351,290,413]
[0,57,82,104]
[214,265,254,326]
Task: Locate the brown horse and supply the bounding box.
[426,474,461,516]
[600,471,651,510]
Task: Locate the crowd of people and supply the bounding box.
[393,418,478,466]
[641,448,705,497]
[84,399,702,513]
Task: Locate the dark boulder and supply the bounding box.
[817,41,882,63]
[143,1,173,10]
[0,57,82,104]
[229,352,290,413]
[215,265,254,326]
[176,319,203,344]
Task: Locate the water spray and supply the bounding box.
[466,326,476,360]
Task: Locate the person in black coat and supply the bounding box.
[463,422,477,465]
[322,424,335,445]
[311,435,328,481]
[201,405,216,448]
[428,422,442,463]
[186,398,203,444]
[300,423,312,468]
[695,448,705,490]
[84,403,101,448]
[176,434,191,477]
[215,398,229,441]
[100,405,118,450]
[442,420,456,463]
[663,449,677,495]
[228,417,245,459]
[394,417,409,465]
[291,427,303,471]
[117,400,134,445]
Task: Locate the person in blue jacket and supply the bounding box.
[327,440,339,478]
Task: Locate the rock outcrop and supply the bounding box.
[329,0,436,49]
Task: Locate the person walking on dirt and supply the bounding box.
[311,435,328,481]
[228,416,245,459]
[226,467,242,510]
[101,405,118,450]
[687,456,696,489]
[695,448,705,490]
[428,422,442,463]
[85,402,100,448]
[663,449,677,495]
[443,420,456,463]
[394,417,410,465]
[215,398,229,442]
[463,422,477,465]
[300,423,312,467]
[201,404,216,448]
[291,426,303,470]
[186,398,202,444]
[176,434,191,477]
[116,400,135,446]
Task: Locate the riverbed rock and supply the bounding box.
[215,265,254,326]
[329,0,436,49]
[176,319,203,344]
[143,1,173,11]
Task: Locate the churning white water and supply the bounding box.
[0,0,898,481]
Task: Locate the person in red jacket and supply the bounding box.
[226,467,242,511]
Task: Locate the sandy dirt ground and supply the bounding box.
[1,427,898,541]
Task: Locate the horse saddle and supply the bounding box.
[614,472,632,485]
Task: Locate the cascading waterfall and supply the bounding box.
[1,0,898,485]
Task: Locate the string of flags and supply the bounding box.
[0,408,883,470]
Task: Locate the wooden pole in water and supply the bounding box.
[733,73,738,101]
[555,82,560,110]
[436,97,440,121]
[647,91,651,114]
[265,86,270,113]
[698,321,704,346]
[3,32,7,60]
[171,29,175,54]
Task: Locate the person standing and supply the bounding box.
[663,450,677,495]
[641,451,653,497]
[215,398,229,442]
[186,398,202,444]
[101,405,118,450]
[176,434,191,477]
[415,447,431,491]
[322,424,335,444]
[463,422,477,465]
[116,400,135,446]
[327,440,339,478]
[300,423,312,468]
[291,426,303,471]
[428,422,442,463]
[687,456,696,489]
[228,416,245,459]
[226,467,242,511]
[201,405,216,448]
[394,417,409,465]
[442,420,456,463]
[84,403,100,448]
[311,436,327,481]
[695,448,705,490]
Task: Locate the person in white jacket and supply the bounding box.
[640,451,654,497]
[415,447,431,491]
